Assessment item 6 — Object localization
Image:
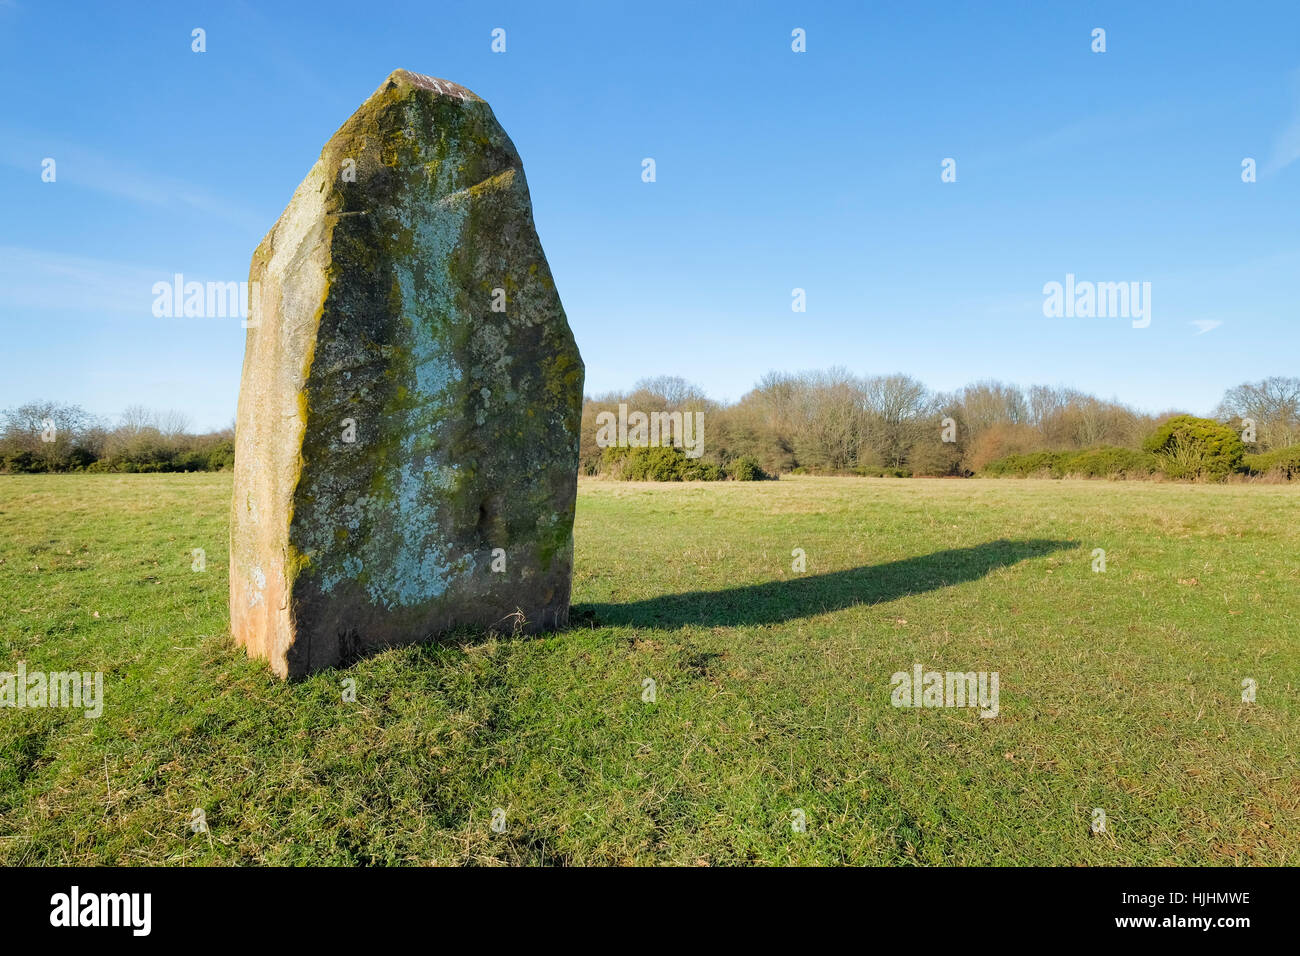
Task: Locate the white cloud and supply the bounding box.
[0,130,265,232]
[0,246,166,316]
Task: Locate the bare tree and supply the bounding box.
[118,405,158,435]
[157,409,192,439]
[956,381,1029,435]
[633,376,710,408]
[861,374,932,467]
[1215,377,1300,450]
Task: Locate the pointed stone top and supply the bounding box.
[381,69,485,104]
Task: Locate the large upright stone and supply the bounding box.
[230,70,583,679]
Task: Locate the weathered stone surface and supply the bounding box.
[230,69,583,679]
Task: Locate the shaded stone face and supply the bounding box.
[230,69,584,679]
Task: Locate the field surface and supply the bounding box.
[0,473,1296,865]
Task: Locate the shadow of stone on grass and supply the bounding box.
[571,538,1077,629]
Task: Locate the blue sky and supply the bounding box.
[1,0,1297,430]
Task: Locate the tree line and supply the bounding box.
[0,401,233,473]
[580,373,1300,480]
[4,374,1297,479]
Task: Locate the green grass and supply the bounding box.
[1,473,1297,865]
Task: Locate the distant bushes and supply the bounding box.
[2,447,97,473]
[7,433,235,474]
[600,446,770,481]
[982,446,1157,479]
[981,451,1054,477]
[1068,446,1159,478]
[84,436,234,473]
[983,441,1300,482]
[856,466,912,477]
[982,428,1294,482]
[1,401,233,474]
[601,446,716,481]
[983,418,1292,482]
[1243,445,1300,479]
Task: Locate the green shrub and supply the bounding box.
[600,445,725,481]
[981,451,1061,477]
[1243,444,1300,479]
[1059,446,1157,478]
[204,439,235,471]
[726,455,771,481]
[631,446,683,481]
[173,451,210,472]
[1143,416,1244,481]
[981,447,1158,479]
[4,451,48,473]
[67,446,98,469]
[680,457,724,481]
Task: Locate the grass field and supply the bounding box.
[0,473,1296,865]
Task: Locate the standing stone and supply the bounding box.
[230,70,583,679]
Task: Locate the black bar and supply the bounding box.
[0,866,1285,942]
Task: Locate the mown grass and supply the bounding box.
[0,473,1296,865]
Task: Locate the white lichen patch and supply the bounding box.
[247,565,267,608]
